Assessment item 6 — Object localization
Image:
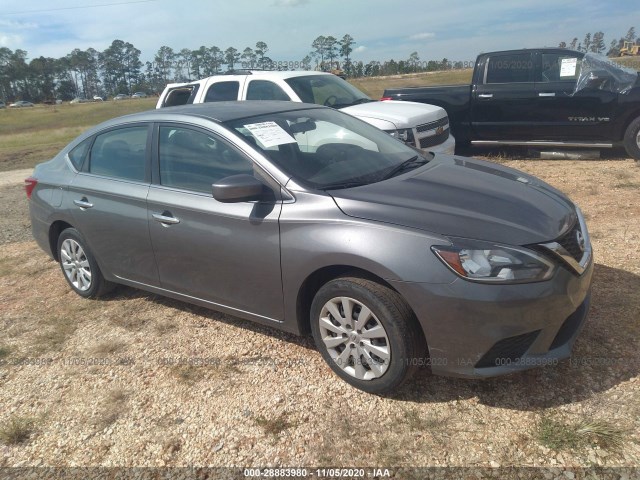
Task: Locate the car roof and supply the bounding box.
[97,101,328,129]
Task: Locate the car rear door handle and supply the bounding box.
[538,92,556,97]
[152,212,180,225]
[73,198,93,209]
[478,93,493,99]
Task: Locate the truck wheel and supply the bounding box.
[623,116,640,161]
[310,276,426,394]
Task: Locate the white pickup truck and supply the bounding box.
[156,70,455,155]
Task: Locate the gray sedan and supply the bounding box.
[26,102,593,393]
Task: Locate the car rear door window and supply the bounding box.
[246,80,291,101]
[158,126,253,193]
[88,126,148,181]
[204,81,240,102]
[485,53,534,83]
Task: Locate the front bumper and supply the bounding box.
[390,258,593,378]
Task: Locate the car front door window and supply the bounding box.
[158,126,254,193]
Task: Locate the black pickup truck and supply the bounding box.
[383,48,640,160]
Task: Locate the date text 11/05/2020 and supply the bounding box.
[239,60,477,70]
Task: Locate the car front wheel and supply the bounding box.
[57,228,114,298]
[310,276,426,394]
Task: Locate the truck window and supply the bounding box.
[540,53,581,82]
[163,85,198,107]
[204,81,240,102]
[485,54,533,84]
[246,80,291,101]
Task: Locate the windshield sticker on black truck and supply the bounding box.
[560,58,578,77]
[244,122,297,148]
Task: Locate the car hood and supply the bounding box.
[341,100,446,129]
[329,155,577,245]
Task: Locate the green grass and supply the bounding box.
[0,98,156,172]
[612,56,640,70]
[0,345,10,359]
[537,415,626,451]
[0,416,35,445]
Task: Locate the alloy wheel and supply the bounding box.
[60,239,92,291]
[318,296,390,380]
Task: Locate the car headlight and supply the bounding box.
[385,128,414,143]
[431,239,556,284]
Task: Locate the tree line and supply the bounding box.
[0,34,452,103]
[2,26,637,103]
[558,27,639,56]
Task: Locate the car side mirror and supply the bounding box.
[212,174,267,203]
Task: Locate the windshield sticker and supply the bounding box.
[560,58,578,77]
[243,122,297,148]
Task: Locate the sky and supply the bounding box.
[0,0,639,66]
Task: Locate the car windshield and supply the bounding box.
[224,108,429,190]
[284,75,373,109]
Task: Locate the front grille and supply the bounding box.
[475,330,541,368]
[419,129,450,148]
[549,296,590,350]
[416,117,449,132]
[556,220,585,263]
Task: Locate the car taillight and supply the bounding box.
[24,177,38,199]
[380,97,392,101]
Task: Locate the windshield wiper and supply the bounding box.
[321,180,370,190]
[335,98,375,109]
[381,156,429,180]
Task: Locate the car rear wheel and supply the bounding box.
[623,116,640,161]
[57,228,114,298]
[310,276,426,394]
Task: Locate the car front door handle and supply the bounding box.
[538,92,556,97]
[152,212,180,226]
[73,198,93,210]
[478,94,493,99]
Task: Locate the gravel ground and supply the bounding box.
[0,160,639,475]
[0,177,32,245]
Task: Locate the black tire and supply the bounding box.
[57,228,115,298]
[310,276,426,394]
[623,116,640,161]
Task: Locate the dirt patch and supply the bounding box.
[0,159,639,469]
